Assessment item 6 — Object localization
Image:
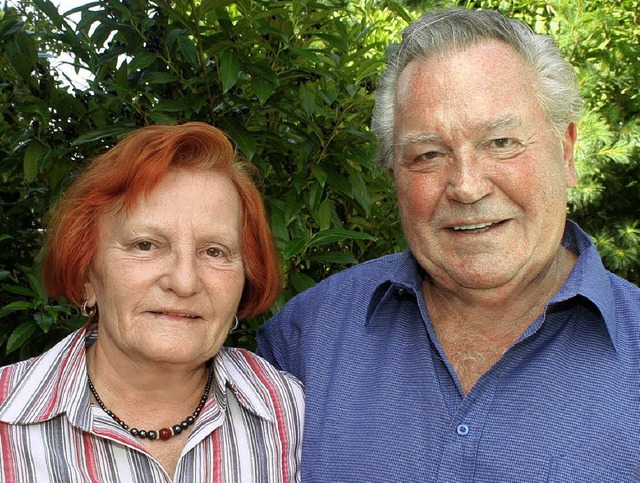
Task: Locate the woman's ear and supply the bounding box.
[83,276,97,307]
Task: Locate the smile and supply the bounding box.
[451,221,500,233]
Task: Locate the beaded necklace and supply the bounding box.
[87,364,213,441]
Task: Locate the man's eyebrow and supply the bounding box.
[477,115,523,134]
[396,133,439,152]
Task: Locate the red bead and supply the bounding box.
[159,428,172,440]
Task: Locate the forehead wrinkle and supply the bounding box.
[475,113,523,135]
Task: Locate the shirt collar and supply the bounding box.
[1,326,274,432]
[552,220,619,350]
[365,220,618,350]
[212,347,274,422]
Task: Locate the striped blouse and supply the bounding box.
[0,324,304,482]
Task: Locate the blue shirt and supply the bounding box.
[257,221,640,482]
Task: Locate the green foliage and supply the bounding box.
[0,0,638,364]
[0,0,410,361]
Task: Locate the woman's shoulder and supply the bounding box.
[218,346,304,396]
[0,327,87,411]
[0,357,38,401]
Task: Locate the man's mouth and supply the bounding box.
[451,221,502,233]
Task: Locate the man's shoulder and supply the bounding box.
[607,271,640,309]
[292,252,405,298]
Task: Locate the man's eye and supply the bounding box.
[491,138,515,149]
[418,151,442,160]
[136,241,153,251]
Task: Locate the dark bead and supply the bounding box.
[139,430,147,438]
[200,396,207,404]
[172,425,183,434]
[181,421,190,429]
[194,408,201,417]
[106,410,114,417]
[147,430,157,440]
[187,416,195,424]
[130,428,139,436]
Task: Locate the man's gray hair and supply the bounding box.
[371,7,582,169]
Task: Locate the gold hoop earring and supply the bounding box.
[81,301,97,318]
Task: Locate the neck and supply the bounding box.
[424,246,577,329]
[85,342,212,426]
[423,246,577,394]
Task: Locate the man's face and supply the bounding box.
[392,40,577,291]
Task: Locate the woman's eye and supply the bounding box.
[206,247,222,258]
[136,241,153,251]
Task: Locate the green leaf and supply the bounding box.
[349,169,372,217]
[2,285,34,297]
[283,237,308,259]
[0,301,33,319]
[317,199,333,231]
[34,313,54,333]
[6,31,38,80]
[382,0,414,23]
[128,52,157,71]
[27,274,47,302]
[177,35,199,68]
[299,83,315,116]
[142,72,179,84]
[23,140,45,182]
[288,272,317,293]
[220,50,241,93]
[307,252,358,264]
[147,111,178,124]
[0,18,24,41]
[252,78,275,104]
[199,0,236,14]
[6,322,37,354]
[308,228,376,248]
[72,126,133,146]
[220,118,257,159]
[154,99,192,113]
[312,166,328,188]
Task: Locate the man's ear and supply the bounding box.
[563,122,578,188]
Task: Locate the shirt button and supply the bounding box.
[456,424,470,436]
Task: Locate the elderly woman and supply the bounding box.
[0,123,303,481]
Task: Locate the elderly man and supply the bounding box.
[258,7,640,482]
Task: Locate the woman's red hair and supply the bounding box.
[43,122,282,319]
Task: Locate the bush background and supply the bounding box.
[1,0,638,365]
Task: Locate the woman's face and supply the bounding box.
[84,169,245,367]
